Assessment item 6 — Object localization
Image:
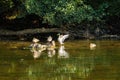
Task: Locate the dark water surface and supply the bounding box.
[0,40,120,80]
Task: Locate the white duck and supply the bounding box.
[58,45,69,58]
[58,33,69,45]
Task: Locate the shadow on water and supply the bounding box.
[0,40,120,80]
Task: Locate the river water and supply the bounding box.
[0,40,120,80]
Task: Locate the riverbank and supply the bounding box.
[0,28,62,41]
[0,28,120,41]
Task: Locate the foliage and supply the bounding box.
[24,0,95,26]
[107,0,120,16]
[0,0,120,30]
[0,0,14,13]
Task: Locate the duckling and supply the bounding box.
[58,33,69,45]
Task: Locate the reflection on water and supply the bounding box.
[58,45,69,58]
[30,43,46,59]
[31,49,43,59]
[0,41,120,80]
[48,49,56,58]
[30,44,69,59]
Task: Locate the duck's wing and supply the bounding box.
[61,34,69,42]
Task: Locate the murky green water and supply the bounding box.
[0,40,120,80]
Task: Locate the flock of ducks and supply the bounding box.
[30,33,97,59]
[30,34,69,59]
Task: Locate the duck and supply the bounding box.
[89,43,96,50]
[45,36,56,57]
[58,33,69,45]
[30,38,41,50]
[30,38,47,49]
[30,38,46,59]
[46,36,56,50]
